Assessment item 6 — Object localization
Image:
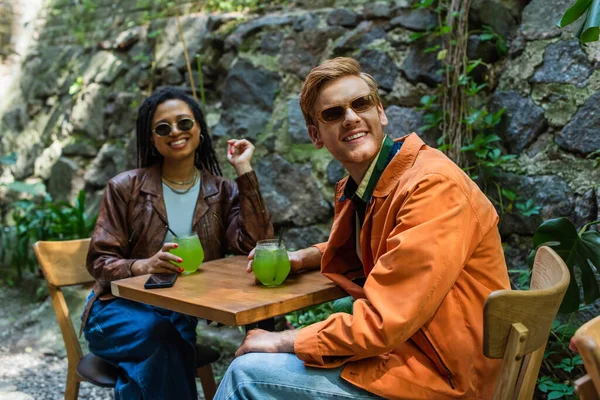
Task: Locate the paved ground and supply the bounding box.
[0,278,244,400]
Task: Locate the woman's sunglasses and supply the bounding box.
[152,118,196,137]
[316,93,378,124]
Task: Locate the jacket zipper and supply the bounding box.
[422,331,455,389]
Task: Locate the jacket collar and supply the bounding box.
[334,133,425,201]
[140,164,219,199]
[139,164,220,227]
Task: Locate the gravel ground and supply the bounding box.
[0,278,243,400]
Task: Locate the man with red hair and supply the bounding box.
[214,57,510,400]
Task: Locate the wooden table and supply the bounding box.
[111,256,346,326]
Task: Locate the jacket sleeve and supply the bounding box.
[225,171,274,254]
[294,173,486,367]
[86,179,136,286]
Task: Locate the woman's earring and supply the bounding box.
[151,146,157,156]
[199,133,204,144]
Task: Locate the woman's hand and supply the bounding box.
[131,243,184,276]
[227,139,254,176]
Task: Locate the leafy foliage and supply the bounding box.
[0,190,97,284]
[558,0,600,43]
[528,217,600,313]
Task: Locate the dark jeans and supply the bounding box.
[82,292,198,400]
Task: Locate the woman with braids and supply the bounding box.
[80,87,273,400]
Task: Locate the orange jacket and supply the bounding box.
[294,134,510,399]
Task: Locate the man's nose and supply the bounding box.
[342,108,361,126]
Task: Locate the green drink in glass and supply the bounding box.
[252,239,291,287]
[170,234,204,275]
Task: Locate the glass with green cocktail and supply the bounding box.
[252,239,291,286]
[170,234,204,275]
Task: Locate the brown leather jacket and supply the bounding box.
[81,164,273,330]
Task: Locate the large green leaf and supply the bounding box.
[557,0,593,27]
[580,0,600,42]
[531,217,600,313]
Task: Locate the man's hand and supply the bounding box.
[246,248,304,275]
[235,329,298,358]
[130,243,183,276]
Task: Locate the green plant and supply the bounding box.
[528,217,600,313]
[558,0,600,43]
[285,296,354,329]
[0,190,97,283]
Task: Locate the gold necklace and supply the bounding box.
[162,167,198,185]
[162,169,199,195]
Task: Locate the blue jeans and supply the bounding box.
[82,292,198,400]
[214,353,383,400]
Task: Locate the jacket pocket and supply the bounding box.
[413,329,455,389]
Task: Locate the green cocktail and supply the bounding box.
[170,234,204,275]
[252,239,291,286]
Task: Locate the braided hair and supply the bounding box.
[136,88,222,176]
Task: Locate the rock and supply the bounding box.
[363,2,392,20]
[10,144,42,180]
[390,7,437,32]
[383,105,423,139]
[496,173,574,236]
[530,40,593,88]
[106,92,144,139]
[62,141,98,158]
[384,75,431,108]
[71,84,106,140]
[333,21,387,56]
[123,65,152,89]
[47,157,84,203]
[287,97,310,144]
[327,159,346,185]
[556,91,600,155]
[467,34,502,64]
[573,189,597,230]
[84,144,127,188]
[469,0,522,38]
[356,49,397,92]
[489,91,547,154]
[400,39,442,86]
[33,141,62,180]
[0,391,35,400]
[255,155,332,227]
[113,26,144,51]
[280,37,318,79]
[160,66,184,86]
[258,31,283,55]
[225,15,292,49]
[1,105,28,133]
[19,46,82,101]
[154,15,209,70]
[83,51,127,85]
[522,0,576,40]
[327,8,361,28]
[214,59,280,140]
[284,225,330,251]
[292,13,320,32]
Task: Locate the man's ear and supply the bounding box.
[378,102,388,127]
[308,125,324,149]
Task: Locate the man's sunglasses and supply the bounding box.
[152,118,196,137]
[316,93,378,124]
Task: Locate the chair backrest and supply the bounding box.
[33,239,93,367]
[574,315,600,397]
[484,246,570,400]
[34,239,94,287]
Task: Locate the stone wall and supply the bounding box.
[0,0,599,257]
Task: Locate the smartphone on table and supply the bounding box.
[144,273,178,289]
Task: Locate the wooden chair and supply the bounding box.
[573,315,600,399]
[34,239,219,400]
[483,245,570,400]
